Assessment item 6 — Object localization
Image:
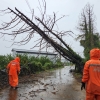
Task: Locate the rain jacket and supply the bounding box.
[6,57,20,87]
[82,48,100,94]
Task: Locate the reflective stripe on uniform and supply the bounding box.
[89,64,100,72]
[10,61,18,67]
[89,64,100,67]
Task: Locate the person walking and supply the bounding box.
[6,57,20,89]
[81,48,100,100]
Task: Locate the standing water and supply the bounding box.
[0,66,85,100]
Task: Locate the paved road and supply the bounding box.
[0,66,85,100]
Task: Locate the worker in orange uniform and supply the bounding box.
[81,48,100,100]
[6,57,20,89]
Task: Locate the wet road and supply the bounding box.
[0,66,85,100]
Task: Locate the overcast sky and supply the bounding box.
[0,0,100,57]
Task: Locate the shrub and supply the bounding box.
[0,54,64,75]
[42,62,52,70]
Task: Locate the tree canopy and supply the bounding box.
[76,3,100,60]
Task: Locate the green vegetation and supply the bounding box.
[77,3,100,61]
[0,54,14,70]
[0,54,65,75]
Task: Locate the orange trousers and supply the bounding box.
[86,92,100,100]
[9,75,18,87]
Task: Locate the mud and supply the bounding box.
[0,66,85,100]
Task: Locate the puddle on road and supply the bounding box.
[0,66,85,100]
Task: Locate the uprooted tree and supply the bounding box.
[0,1,84,73]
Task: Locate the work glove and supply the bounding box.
[81,82,85,90]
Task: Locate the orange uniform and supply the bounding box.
[82,48,100,100]
[6,57,20,88]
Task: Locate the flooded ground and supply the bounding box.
[0,66,85,100]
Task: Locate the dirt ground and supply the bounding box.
[0,66,85,100]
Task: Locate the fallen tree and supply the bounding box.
[0,2,84,73]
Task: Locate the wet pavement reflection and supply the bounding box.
[8,88,18,100]
[0,66,85,100]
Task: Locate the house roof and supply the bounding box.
[12,48,57,55]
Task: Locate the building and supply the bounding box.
[12,48,57,62]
